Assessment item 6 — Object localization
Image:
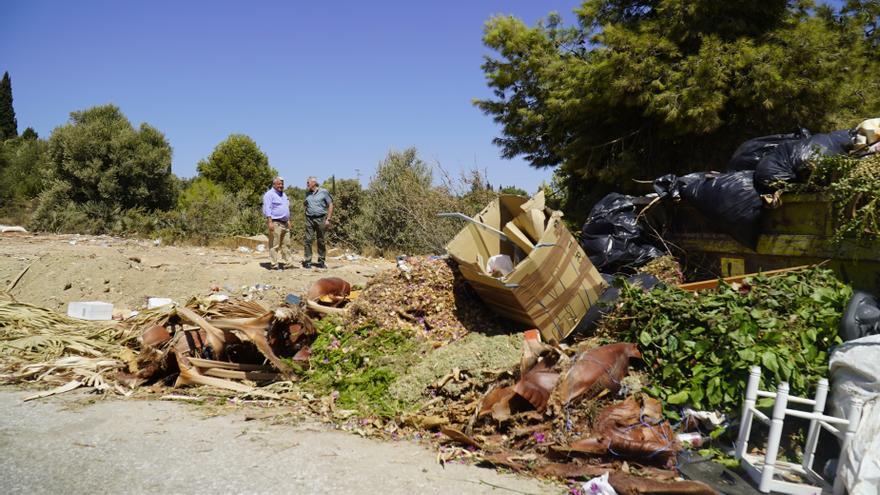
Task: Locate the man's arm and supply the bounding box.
[262,192,274,231]
[325,197,334,225]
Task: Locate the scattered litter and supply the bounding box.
[396,255,412,273]
[67,301,114,321]
[582,472,617,495]
[485,254,513,277]
[147,297,174,309]
[256,244,266,253]
[0,225,28,233]
[237,246,252,253]
[344,253,361,261]
[305,277,352,316]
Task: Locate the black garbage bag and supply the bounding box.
[580,193,663,272]
[727,128,811,172]
[840,291,880,342]
[653,171,763,249]
[754,130,854,192]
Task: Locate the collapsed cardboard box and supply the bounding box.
[445,191,607,342]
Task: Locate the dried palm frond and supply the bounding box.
[2,355,129,399]
[0,296,138,363]
[185,296,268,319]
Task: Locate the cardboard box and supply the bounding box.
[445,192,607,342]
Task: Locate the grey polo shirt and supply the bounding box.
[305,188,333,217]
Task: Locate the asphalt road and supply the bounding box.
[0,390,560,495]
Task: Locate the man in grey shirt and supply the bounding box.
[302,176,334,269]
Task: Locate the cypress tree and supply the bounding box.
[0,72,18,140]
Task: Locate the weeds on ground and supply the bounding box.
[294,319,425,418]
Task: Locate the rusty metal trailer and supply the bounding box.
[650,193,880,292]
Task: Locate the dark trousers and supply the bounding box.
[304,214,327,263]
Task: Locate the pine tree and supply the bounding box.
[0,72,18,140]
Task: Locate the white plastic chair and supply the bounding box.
[735,366,863,495]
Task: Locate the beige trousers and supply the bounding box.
[268,220,290,266]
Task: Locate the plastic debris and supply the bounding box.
[67,301,114,321]
[485,254,514,277]
[754,130,854,192]
[727,128,811,172]
[840,290,880,341]
[654,171,763,249]
[582,472,618,495]
[237,246,252,253]
[147,297,174,309]
[580,193,663,272]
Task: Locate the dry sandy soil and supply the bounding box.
[0,232,392,311]
[0,233,562,494]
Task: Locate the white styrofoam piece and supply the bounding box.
[147,297,174,309]
[67,301,113,321]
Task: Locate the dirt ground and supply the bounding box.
[0,232,392,311]
[0,233,564,494]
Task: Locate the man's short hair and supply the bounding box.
[307,176,318,183]
[273,176,284,184]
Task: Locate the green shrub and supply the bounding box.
[357,149,498,255]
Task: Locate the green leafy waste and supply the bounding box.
[294,319,424,418]
[600,267,849,413]
[789,153,880,245]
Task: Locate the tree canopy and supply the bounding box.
[196,134,276,204]
[476,0,880,216]
[44,104,176,211]
[0,72,17,140]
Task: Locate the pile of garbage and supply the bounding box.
[346,256,504,343]
[581,118,880,271]
[0,294,316,399]
[408,338,717,493]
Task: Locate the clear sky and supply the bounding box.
[2,1,845,191]
[2,1,581,191]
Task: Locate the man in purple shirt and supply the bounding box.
[262,176,291,269]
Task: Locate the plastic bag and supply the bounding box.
[840,291,880,342]
[582,472,618,495]
[485,254,514,277]
[654,171,763,249]
[754,130,854,192]
[728,128,811,172]
[829,335,880,494]
[580,193,663,272]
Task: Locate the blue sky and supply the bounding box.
[2,1,578,191]
[1,1,845,191]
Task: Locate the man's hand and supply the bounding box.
[324,217,331,227]
[268,220,274,232]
